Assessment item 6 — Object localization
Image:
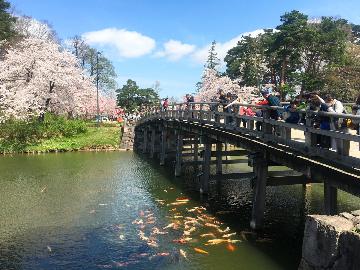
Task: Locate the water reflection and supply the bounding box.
[0,152,359,269]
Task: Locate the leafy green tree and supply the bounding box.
[206,40,220,70]
[0,0,16,43]
[68,36,117,93]
[116,79,159,113]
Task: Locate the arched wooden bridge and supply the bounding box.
[134,102,360,229]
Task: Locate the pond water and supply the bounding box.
[0,152,359,270]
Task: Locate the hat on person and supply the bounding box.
[261,87,272,96]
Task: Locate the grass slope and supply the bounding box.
[24,126,121,152]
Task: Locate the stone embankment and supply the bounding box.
[120,120,136,150]
[299,210,360,270]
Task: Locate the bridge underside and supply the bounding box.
[134,119,360,229]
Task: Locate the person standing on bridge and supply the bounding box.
[260,87,281,120]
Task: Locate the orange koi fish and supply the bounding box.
[226,243,236,252]
[194,247,209,255]
[222,232,236,238]
[205,239,228,245]
[200,233,216,238]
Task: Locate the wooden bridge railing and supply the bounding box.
[138,102,360,169]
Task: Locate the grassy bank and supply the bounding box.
[0,115,122,154]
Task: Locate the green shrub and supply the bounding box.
[0,113,88,152]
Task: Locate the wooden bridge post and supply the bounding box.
[160,128,167,166]
[324,182,337,215]
[149,126,156,158]
[142,127,148,154]
[175,130,183,177]
[216,141,223,175]
[250,152,268,230]
[194,135,199,163]
[200,138,212,194]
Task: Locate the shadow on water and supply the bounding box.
[0,151,359,270]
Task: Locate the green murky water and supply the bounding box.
[0,152,359,270]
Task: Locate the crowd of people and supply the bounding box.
[180,87,360,150]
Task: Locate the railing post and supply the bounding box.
[262,108,272,140]
[305,110,317,152]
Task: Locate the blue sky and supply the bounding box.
[9,0,360,98]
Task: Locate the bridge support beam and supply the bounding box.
[175,130,183,177]
[216,142,222,175]
[194,135,199,163]
[142,127,148,154]
[200,139,212,194]
[160,128,167,166]
[250,153,268,230]
[324,182,337,215]
[149,126,156,158]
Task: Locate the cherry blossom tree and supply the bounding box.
[0,37,97,119]
[13,16,57,42]
[196,68,257,102]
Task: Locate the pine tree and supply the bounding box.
[206,40,220,70]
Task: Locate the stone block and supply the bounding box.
[333,231,360,270]
[300,215,353,269]
[339,212,354,220]
[351,210,360,216]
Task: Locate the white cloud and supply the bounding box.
[155,40,196,61]
[192,29,265,65]
[82,28,156,58]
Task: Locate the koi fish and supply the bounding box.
[147,240,158,247]
[226,243,236,252]
[138,231,149,241]
[179,249,188,260]
[132,219,143,225]
[173,237,192,244]
[99,203,108,206]
[205,239,228,245]
[119,234,125,240]
[187,207,199,212]
[89,209,96,214]
[204,223,219,228]
[151,227,168,235]
[173,215,183,219]
[169,208,177,212]
[194,247,209,255]
[222,232,236,238]
[176,197,189,202]
[184,226,196,235]
[227,239,241,243]
[168,201,188,206]
[40,186,47,193]
[217,227,230,233]
[200,233,216,238]
[47,246,52,252]
[163,189,168,193]
[163,223,176,229]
